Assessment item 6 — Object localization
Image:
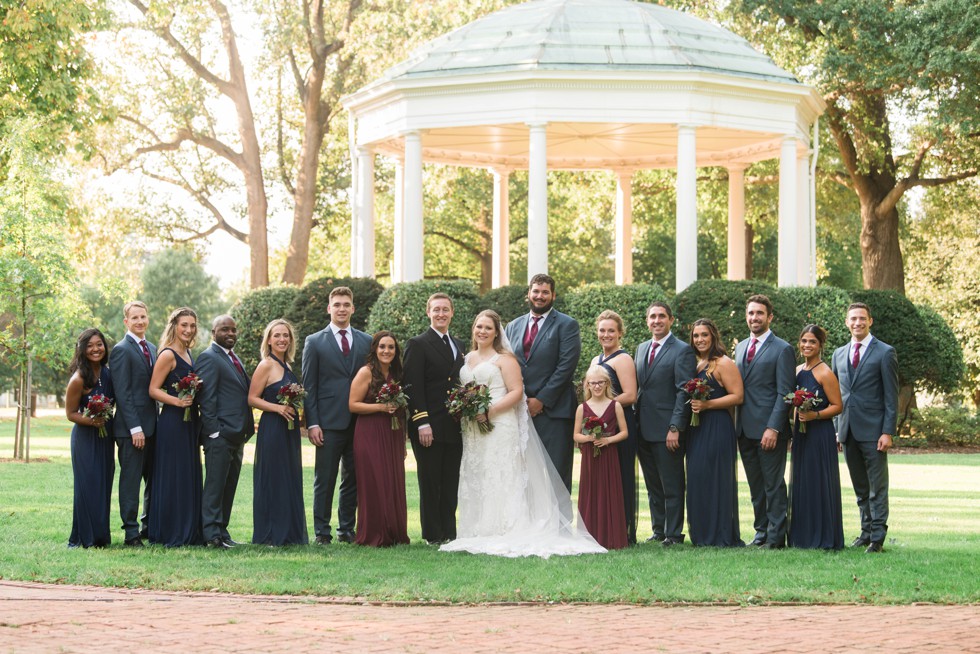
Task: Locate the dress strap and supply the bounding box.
[598,349,626,364]
[270,353,290,373]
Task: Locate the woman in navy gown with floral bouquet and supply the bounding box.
[65,328,115,548]
[148,307,204,547]
[789,325,845,550]
[248,319,308,546]
[686,319,745,547]
[590,310,639,545]
[349,331,410,547]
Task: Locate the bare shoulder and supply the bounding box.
[496,350,520,372]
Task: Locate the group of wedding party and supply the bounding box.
[65,273,899,558]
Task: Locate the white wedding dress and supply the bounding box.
[440,354,606,558]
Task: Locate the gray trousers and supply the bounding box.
[312,426,357,539]
[201,435,244,541]
[738,435,788,545]
[117,436,153,540]
[530,414,574,492]
[637,439,686,540]
[844,436,889,543]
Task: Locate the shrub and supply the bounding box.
[286,276,385,365]
[780,286,852,357]
[230,286,301,373]
[904,405,980,447]
[366,280,482,346]
[914,303,966,396]
[480,284,530,323]
[562,282,670,381]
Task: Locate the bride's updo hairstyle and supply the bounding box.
[470,309,505,353]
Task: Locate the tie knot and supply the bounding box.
[854,342,861,350]
[652,341,660,350]
[751,338,758,346]
[532,316,541,325]
[139,339,146,346]
[339,329,347,336]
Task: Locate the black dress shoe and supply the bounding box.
[314,535,331,545]
[762,542,785,550]
[661,537,684,547]
[749,537,767,547]
[221,536,240,547]
[865,541,884,553]
[139,528,149,540]
[646,534,666,543]
[851,536,872,548]
[337,533,355,544]
[206,537,232,549]
[124,537,144,547]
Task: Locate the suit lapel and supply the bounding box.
[128,335,153,371]
[216,343,248,390]
[852,338,875,383]
[511,316,530,364]
[735,340,747,376]
[427,328,454,364]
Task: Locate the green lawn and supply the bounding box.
[1,416,978,604]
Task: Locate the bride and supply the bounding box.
[440,310,606,558]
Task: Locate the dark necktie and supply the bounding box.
[442,333,453,356]
[229,351,245,377]
[852,342,862,368]
[339,329,350,356]
[648,341,660,366]
[523,316,541,359]
[746,338,758,365]
[138,339,152,368]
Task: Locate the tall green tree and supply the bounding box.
[140,248,224,338]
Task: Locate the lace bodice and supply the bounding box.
[460,353,507,400]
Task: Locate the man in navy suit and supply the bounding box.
[302,286,371,544]
[404,293,466,544]
[734,294,795,549]
[108,301,157,547]
[196,315,255,549]
[832,302,899,553]
[634,301,696,546]
[504,274,581,491]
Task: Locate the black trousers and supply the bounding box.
[410,437,462,543]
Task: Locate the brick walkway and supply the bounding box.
[1,581,977,653]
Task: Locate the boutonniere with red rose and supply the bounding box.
[783,387,823,433]
[83,394,114,438]
[172,372,203,422]
[376,380,409,430]
[583,415,605,458]
[683,377,712,426]
[446,381,493,434]
[276,383,307,430]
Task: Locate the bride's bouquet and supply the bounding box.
[446,381,493,434]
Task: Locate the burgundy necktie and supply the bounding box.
[852,342,862,368]
[648,341,660,366]
[339,329,350,356]
[229,351,245,376]
[138,339,152,368]
[746,338,758,365]
[523,316,541,359]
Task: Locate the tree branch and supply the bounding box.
[429,230,483,256]
[139,169,249,243]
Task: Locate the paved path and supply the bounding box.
[1,581,977,653]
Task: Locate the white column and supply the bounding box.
[354,147,375,277]
[348,113,358,275]
[777,136,799,287]
[615,171,633,284]
[403,131,424,282]
[527,122,548,280]
[676,125,698,293]
[392,158,405,284]
[491,167,511,288]
[796,154,813,285]
[726,164,747,280]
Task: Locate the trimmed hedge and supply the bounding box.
[230,285,301,373]
[914,303,966,395]
[287,276,385,365]
[479,284,530,323]
[563,282,669,381]
[366,280,482,346]
[781,285,852,358]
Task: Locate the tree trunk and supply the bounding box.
[860,197,906,293]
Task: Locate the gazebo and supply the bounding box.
[341,0,825,291]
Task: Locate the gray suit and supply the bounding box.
[108,334,157,540]
[196,342,255,542]
[634,333,696,541]
[734,332,795,546]
[505,310,581,490]
[302,325,370,540]
[832,337,898,543]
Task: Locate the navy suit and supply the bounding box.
[833,337,898,544]
[634,333,697,541]
[734,332,795,546]
[504,310,581,490]
[108,334,157,540]
[196,343,255,542]
[301,325,370,540]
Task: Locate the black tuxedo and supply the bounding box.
[196,342,255,542]
[403,328,465,542]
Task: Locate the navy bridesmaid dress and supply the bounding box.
[69,367,115,548]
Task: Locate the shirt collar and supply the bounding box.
[851,333,874,347]
[529,309,551,323]
[749,329,771,346]
[127,331,146,344]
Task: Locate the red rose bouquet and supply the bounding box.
[83,394,114,438]
[376,380,409,430]
[583,415,605,458]
[446,381,493,434]
[276,382,307,430]
[172,372,203,422]
[783,387,823,434]
[683,377,712,427]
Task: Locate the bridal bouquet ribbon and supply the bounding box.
[83,394,114,438]
[172,372,203,422]
[783,387,823,434]
[583,415,605,458]
[376,380,409,430]
[683,377,712,427]
[276,382,306,430]
[446,381,493,434]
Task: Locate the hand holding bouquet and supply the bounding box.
[583,415,605,458]
[446,381,493,434]
[83,394,114,438]
[683,377,712,427]
[783,387,823,433]
[376,380,409,430]
[172,372,203,421]
[276,383,307,430]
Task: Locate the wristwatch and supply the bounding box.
[668,424,679,433]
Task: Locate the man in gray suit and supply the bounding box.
[832,302,898,553]
[634,301,696,546]
[504,273,581,491]
[196,315,255,549]
[109,300,157,547]
[734,294,795,549]
[302,287,371,545]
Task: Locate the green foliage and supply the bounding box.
[673,280,806,354]
[286,276,385,365]
[780,286,852,356]
[913,304,965,397]
[904,406,980,447]
[479,284,530,323]
[562,282,670,380]
[366,280,482,346]
[140,248,224,341]
[230,286,301,373]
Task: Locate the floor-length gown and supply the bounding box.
[441,354,606,558]
[148,349,203,547]
[353,382,410,547]
[578,401,628,550]
[252,355,308,545]
[789,366,845,550]
[685,370,743,547]
[69,367,115,548]
[597,350,638,544]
